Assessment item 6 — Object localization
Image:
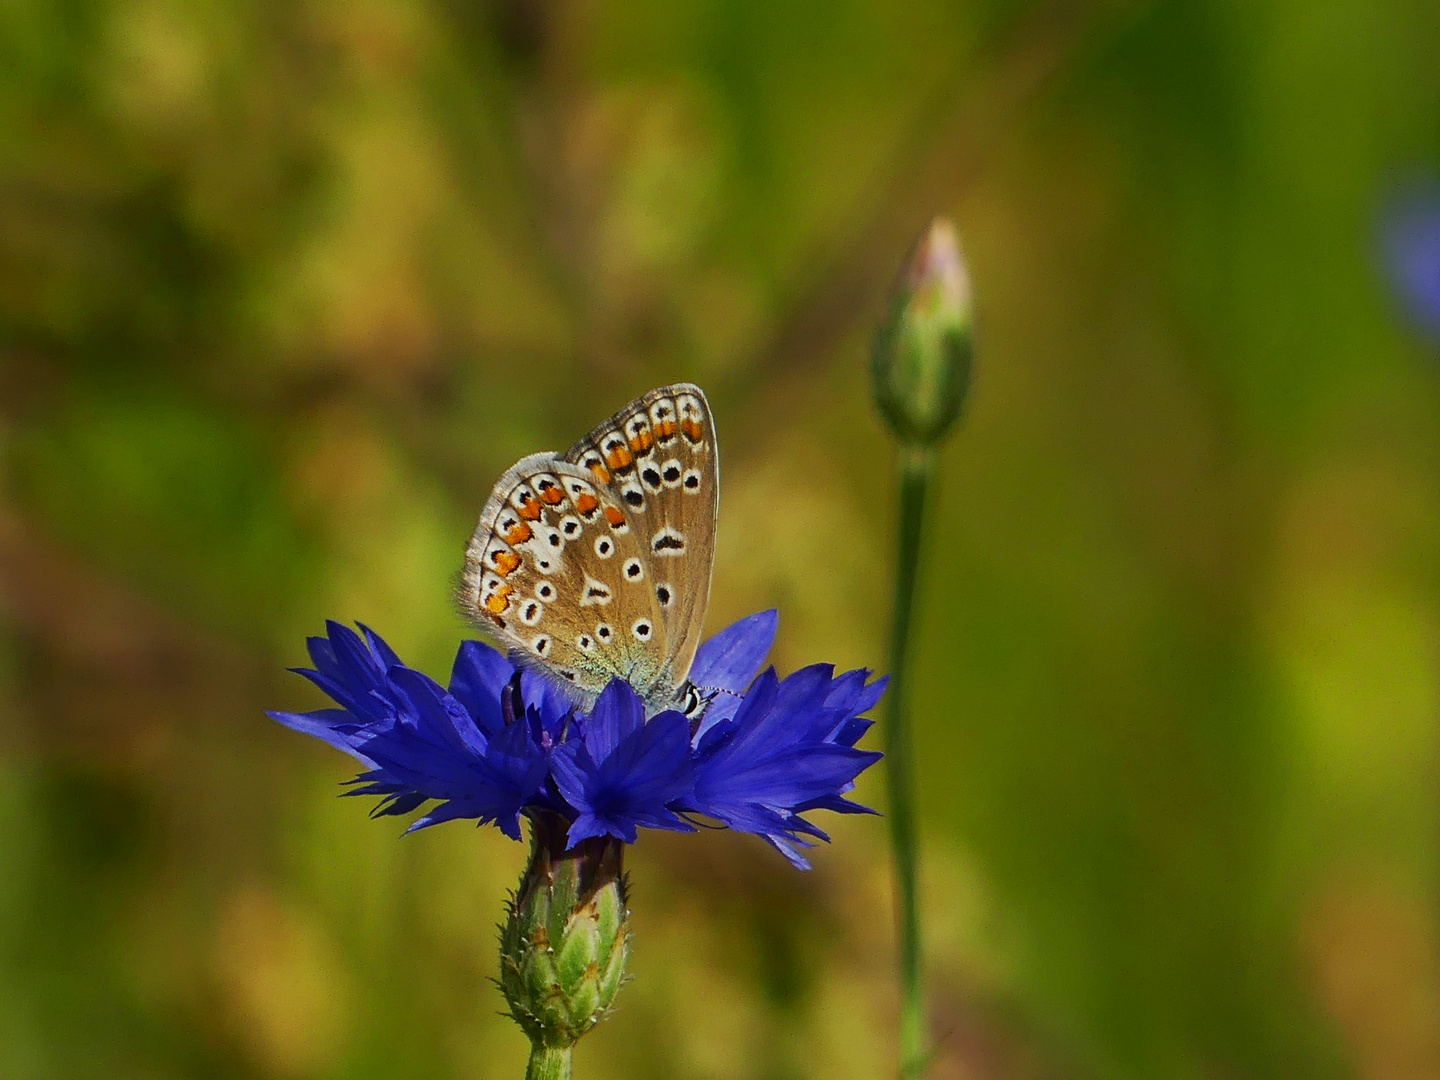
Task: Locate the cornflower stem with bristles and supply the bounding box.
[525,1047,572,1080]
[885,444,935,1078]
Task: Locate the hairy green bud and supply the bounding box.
[500,813,630,1079]
[871,217,974,448]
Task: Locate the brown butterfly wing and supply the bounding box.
[564,384,718,698]
[460,454,668,701]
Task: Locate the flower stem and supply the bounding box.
[525,1046,572,1080]
[886,445,934,1079]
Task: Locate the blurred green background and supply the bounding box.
[3,0,1439,1078]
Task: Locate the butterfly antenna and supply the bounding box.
[699,685,743,699]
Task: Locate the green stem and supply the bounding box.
[525,1046,572,1080]
[886,445,934,1079]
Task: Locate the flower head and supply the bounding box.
[1382,187,1440,339]
[872,216,974,448]
[272,612,884,865]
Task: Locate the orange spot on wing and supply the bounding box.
[606,445,633,470]
[604,506,626,527]
[576,492,599,515]
[494,550,521,575]
[518,496,542,520]
[628,430,654,454]
[681,418,705,443]
[484,585,513,615]
[655,420,677,440]
[540,486,565,505]
[587,461,611,484]
[504,521,533,545]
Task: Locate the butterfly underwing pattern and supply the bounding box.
[460,384,719,717]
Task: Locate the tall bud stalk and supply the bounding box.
[871,217,974,1079]
[500,812,631,1080]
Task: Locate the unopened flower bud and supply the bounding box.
[500,812,629,1075]
[871,218,974,448]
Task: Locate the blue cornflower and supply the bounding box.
[271,612,884,866]
[1382,187,1440,339]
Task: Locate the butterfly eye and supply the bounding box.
[680,685,711,720]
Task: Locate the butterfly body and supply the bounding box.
[461,384,718,717]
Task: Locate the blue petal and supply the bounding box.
[448,639,514,737]
[520,667,583,729]
[550,689,695,846]
[326,620,390,692]
[794,792,880,816]
[304,635,341,679]
[690,610,778,730]
[358,623,404,670]
[373,791,429,817]
[582,680,646,764]
[825,669,888,718]
[690,609,779,692]
[290,665,385,723]
[566,812,639,846]
[685,661,885,866]
[1384,188,1440,338]
[405,796,528,840]
[765,834,815,871]
[827,716,872,747]
[273,623,553,839]
[387,666,489,760]
[268,708,377,764]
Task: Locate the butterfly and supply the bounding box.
[460,384,719,719]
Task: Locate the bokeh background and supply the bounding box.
[3,1,1440,1078]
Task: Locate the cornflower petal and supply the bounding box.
[268,707,378,763]
[1384,189,1440,337]
[686,665,884,859]
[690,609,779,731]
[448,639,513,737]
[272,623,551,840]
[550,681,695,845]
